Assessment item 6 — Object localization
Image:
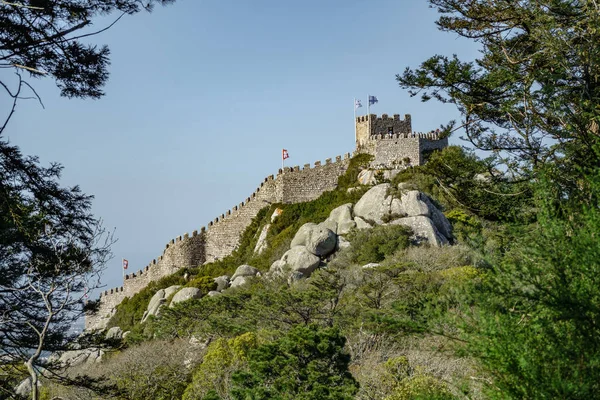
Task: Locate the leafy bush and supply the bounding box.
[385,373,455,400]
[347,225,411,264]
[107,273,187,332]
[337,153,373,190]
[183,332,258,400]
[186,276,217,293]
[231,324,358,400]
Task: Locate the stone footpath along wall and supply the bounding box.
[86,153,352,330]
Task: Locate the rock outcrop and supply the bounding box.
[213,275,230,292]
[170,287,203,307]
[291,223,337,256]
[142,285,182,323]
[105,326,123,340]
[280,246,321,275]
[353,183,393,224]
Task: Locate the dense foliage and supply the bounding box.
[20,2,600,399]
[231,325,358,400]
[0,139,113,399]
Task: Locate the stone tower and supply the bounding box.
[356,113,412,149]
[355,113,447,167]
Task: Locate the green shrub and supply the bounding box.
[231,324,358,400]
[347,225,411,264]
[186,275,217,293]
[183,332,258,400]
[337,153,373,190]
[385,373,455,400]
[107,273,187,332]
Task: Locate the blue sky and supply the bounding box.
[4,0,479,295]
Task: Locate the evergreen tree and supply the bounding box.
[398,0,600,194]
[231,324,358,400]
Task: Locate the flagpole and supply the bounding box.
[354,98,357,144]
[367,95,370,137]
[122,258,124,281]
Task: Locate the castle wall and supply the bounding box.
[280,155,351,204]
[204,177,281,262]
[86,114,448,331]
[362,132,448,168]
[370,135,422,167]
[86,154,351,331]
[356,114,412,149]
[420,135,449,154]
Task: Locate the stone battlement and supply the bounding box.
[86,113,448,331]
[355,113,411,124]
[355,113,447,167]
[87,153,353,330]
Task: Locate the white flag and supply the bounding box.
[355,99,363,109]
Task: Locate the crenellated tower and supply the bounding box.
[86,112,448,331]
[356,113,447,167]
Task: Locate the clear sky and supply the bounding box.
[4,0,478,296]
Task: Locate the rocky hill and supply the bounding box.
[30,149,500,400]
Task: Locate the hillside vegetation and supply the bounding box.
[40,145,591,400]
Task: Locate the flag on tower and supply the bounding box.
[355,99,362,109]
[282,149,289,160]
[368,95,378,105]
[123,259,129,270]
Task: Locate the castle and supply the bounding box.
[85,114,448,330]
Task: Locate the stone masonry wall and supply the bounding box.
[280,155,350,204]
[356,114,412,149]
[86,153,352,330]
[86,114,448,331]
[367,132,448,167]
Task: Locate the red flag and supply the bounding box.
[282,149,289,160]
[123,259,129,270]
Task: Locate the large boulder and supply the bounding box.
[269,259,287,277]
[105,326,123,341]
[253,224,270,254]
[422,197,453,239]
[358,169,402,185]
[230,276,250,288]
[354,216,373,230]
[169,287,203,307]
[142,285,182,323]
[306,227,337,256]
[399,191,453,239]
[58,348,104,367]
[280,246,321,276]
[399,190,431,216]
[325,203,356,235]
[290,223,317,247]
[291,223,337,256]
[142,289,166,323]
[231,264,260,281]
[390,216,449,247]
[164,285,182,299]
[353,183,392,224]
[213,275,230,292]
